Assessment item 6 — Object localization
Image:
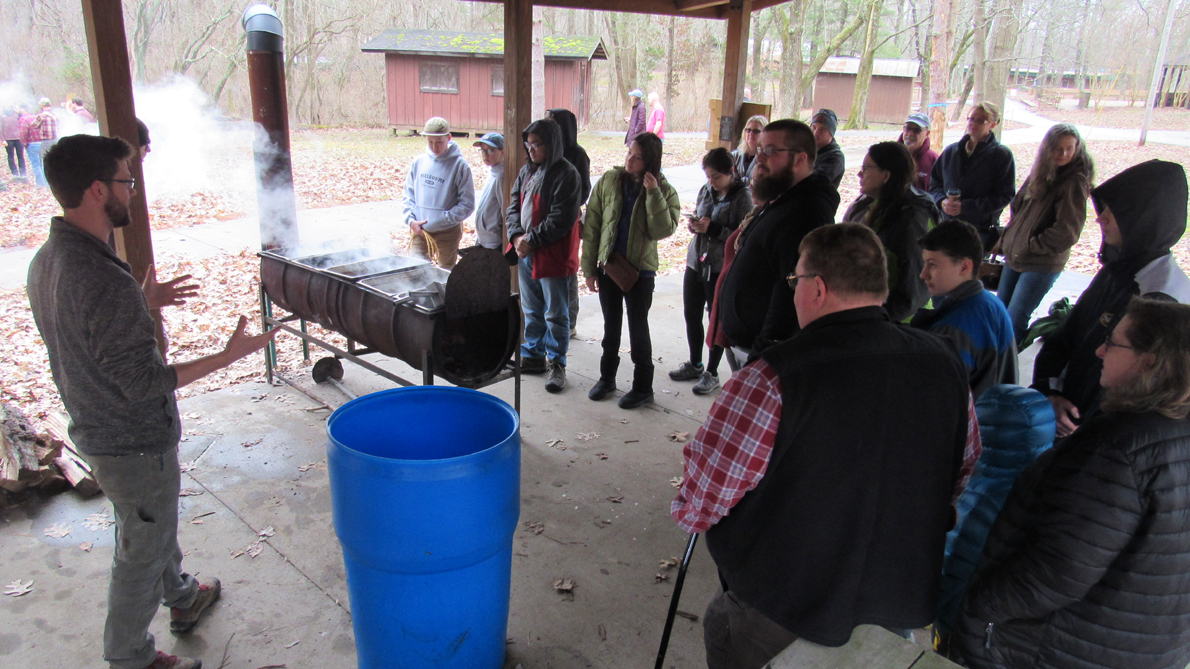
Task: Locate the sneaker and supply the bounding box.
[170,578,221,633]
[520,356,547,375]
[618,389,654,409]
[692,371,720,396]
[668,361,704,381]
[545,361,567,393]
[570,328,578,339]
[144,650,201,669]
[588,378,616,401]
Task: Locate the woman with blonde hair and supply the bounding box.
[646,92,665,140]
[956,297,1190,669]
[998,123,1095,343]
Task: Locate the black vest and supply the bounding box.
[705,307,970,646]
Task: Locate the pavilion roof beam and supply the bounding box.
[465,0,732,20]
[676,0,731,11]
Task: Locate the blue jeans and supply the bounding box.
[518,255,570,366]
[26,141,45,187]
[997,265,1060,343]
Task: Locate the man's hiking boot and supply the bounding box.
[520,356,547,375]
[170,578,221,633]
[545,361,567,393]
[144,650,201,669]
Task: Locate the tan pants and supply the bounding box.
[409,224,463,269]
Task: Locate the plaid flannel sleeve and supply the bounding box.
[953,391,982,505]
[671,360,783,534]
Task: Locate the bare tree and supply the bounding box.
[844,0,887,129]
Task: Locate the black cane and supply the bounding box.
[654,532,699,669]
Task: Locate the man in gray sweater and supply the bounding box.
[27,134,276,669]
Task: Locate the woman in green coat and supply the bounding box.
[582,132,680,409]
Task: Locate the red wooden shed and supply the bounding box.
[813,57,920,125]
[362,29,608,135]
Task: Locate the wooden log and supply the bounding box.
[44,413,92,473]
[54,451,102,497]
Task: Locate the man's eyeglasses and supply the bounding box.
[758,145,794,157]
[1103,334,1134,351]
[106,178,137,190]
[902,125,923,134]
[786,273,820,290]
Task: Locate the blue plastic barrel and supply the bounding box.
[326,386,520,669]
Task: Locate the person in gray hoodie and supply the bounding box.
[471,132,505,250]
[402,116,475,269]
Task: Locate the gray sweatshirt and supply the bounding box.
[27,218,181,456]
[475,163,505,249]
[401,141,476,233]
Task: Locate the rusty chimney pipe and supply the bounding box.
[243,4,298,251]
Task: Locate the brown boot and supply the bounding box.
[144,650,201,669]
[170,578,221,633]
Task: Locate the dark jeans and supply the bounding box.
[597,272,655,392]
[683,267,724,374]
[704,588,798,669]
[5,139,25,177]
[997,265,1060,344]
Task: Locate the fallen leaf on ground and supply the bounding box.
[79,542,93,552]
[242,437,263,448]
[43,522,73,538]
[576,432,600,441]
[258,526,275,538]
[284,640,300,649]
[620,419,629,424]
[655,572,669,583]
[4,579,33,597]
[179,461,197,472]
[659,556,680,570]
[298,461,317,472]
[545,438,566,450]
[83,511,114,531]
[179,488,204,497]
[598,624,607,641]
[553,578,575,592]
[676,610,700,622]
[607,495,624,503]
[670,476,684,488]
[247,541,264,558]
[668,431,690,443]
[596,452,608,460]
[183,412,202,420]
[230,548,246,559]
[594,519,611,528]
[524,521,545,535]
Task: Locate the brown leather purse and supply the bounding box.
[603,250,639,292]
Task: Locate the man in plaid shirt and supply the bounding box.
[673,223,981,668]
[25,97,58,187]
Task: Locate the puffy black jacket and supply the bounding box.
[955,409,1190,669]
[1032,160,1190,418]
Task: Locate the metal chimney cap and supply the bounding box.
[242,4,282,36]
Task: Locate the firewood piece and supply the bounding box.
[44,413,91,473]
[54,452,101,497]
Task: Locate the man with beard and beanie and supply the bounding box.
[27,135,277,669]
[402,116,475,269]
[546,108,591,338]
[506,118,583,393]
[809,109,845,189]
[717,119,840,353]
[899,112,938,190]
[674,223,979,668]
[928,101,1015,251]
[1032,159,1190,439]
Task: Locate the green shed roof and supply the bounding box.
[361,29,608,61]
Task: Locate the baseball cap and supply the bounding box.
[473,132,505,150]
[423,117,450,136]
[905,112,931,130]
[629,89,644,99]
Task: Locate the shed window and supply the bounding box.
[419,62,459,94]
[491,64,505,97]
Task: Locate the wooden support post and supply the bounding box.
[80,0,166,355]
[504,0,533,291]
[718,0,752,150]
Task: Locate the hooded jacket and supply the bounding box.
[955,409,1190,669]
[934,385,1052,635]
[1000,162,1092,274]
[1032,160,1190,418]
[928,132,1016,233]
[898,133,939,191]
[401,140,475,233]
[625,99,646,146]
[581,167,679,277]
[546,108,591,204]
[505,119,582,279]
[843,187,939,322]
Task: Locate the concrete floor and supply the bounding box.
[0,276,731,669]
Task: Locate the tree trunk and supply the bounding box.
[971,0,988,103]
[532,6,545,119]
[799,0,878,104]
[915,0,932,111]
[844,0,884,129]
[666,15,676,112]
[750,12,768,102]
[929,0,954,146]
[983,0,1023,111]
